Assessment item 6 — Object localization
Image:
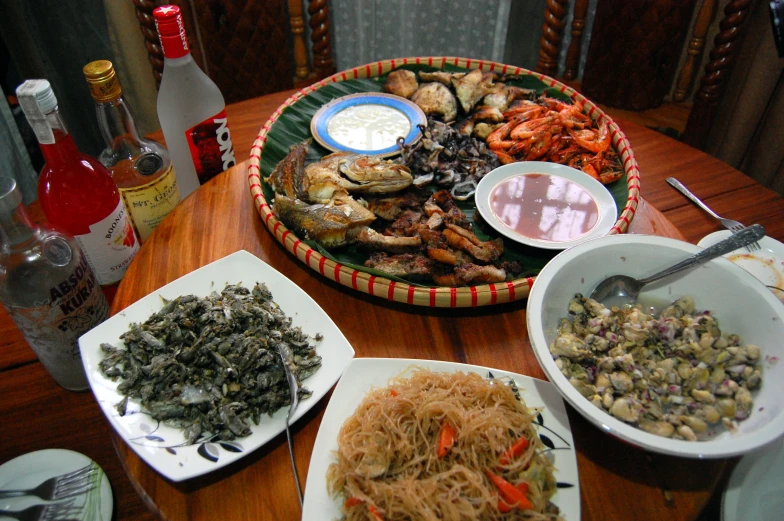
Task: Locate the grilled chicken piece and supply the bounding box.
[424,190,471,228]
[365,252,435,279]
[411,82,458,122]
[426,247,458,265]
[386,209,424,236]
[384,69,418,99]
[365,190,429,221]
[482,86,537,111]
[451,70,497,113]
[418,71,466,85]
[443,223,503,262]
[355,228,422,253]
[432,263,507,286]
[473,122,504,140]
[269,140,310,200]
[272,192,375,248]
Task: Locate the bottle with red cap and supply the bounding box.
[16,79,140,295]
[153,4,236,200]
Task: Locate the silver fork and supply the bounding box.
[0,464,97,501]
[0,498,80,521]
[274,341,303,507]
[666,177,761,252]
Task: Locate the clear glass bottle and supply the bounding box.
[83,59,181,242]
[154,4,236,200]
[16,79,140,289]
[0,177,109,391]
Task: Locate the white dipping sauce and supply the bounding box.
[327,104,411,150]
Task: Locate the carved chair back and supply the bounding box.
[535,0,754,151]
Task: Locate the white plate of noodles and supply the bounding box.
[302,358,580,520]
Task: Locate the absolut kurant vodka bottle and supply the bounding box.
[16,79,140,291]
[83,59,181,241]
[154,4,236,199]
[0,177,109,391]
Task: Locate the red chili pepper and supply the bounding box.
[497,498,515,513]
[389,389,398,397]
[498,437,530,466]
[368,504,385,521]
[485,470,534,510]
[437,421,457,458]
[344,497,363,508]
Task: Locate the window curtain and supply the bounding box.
[330,0,513,70]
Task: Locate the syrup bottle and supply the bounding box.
[153,4,236,199]
[83,59,181,242]
[16,79,140,293]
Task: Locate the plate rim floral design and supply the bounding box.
[301,357,580,521]
[78,250,355,482]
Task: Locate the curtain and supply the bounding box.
[330,0,513,70]
[706,0,784,195]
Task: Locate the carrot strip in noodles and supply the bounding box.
[437,421,457,458]
[498,436,530,466]
[485,470,534,510]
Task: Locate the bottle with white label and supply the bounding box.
[16,79,140,291]
[83,59,181,242]
[0,177,109,391]
[153,4,236,200]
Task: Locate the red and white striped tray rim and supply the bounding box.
[247,57,640,308]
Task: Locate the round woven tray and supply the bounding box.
[247,57,641,307]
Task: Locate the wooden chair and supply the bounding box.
[535,0,755,151]
[132,0,335,104]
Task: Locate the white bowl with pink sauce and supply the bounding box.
[475,162,618,250]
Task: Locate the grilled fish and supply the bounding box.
[305,152,413,202]
[273,192,375,248]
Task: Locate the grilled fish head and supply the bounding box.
[269,140,310,200]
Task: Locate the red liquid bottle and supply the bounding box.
[16,80,139,298]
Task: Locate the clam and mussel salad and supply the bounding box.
[551,294,763,441]
[266,67,625,287]
[99,283,322,443]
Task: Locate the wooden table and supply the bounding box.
[2,89,784,521]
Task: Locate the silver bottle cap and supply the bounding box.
[16,80,59,144]
[0,177,22,215]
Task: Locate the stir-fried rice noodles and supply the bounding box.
[327,369,564,520]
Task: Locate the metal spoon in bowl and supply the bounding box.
[589,224,765,308]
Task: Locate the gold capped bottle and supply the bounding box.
[83,60,181,242]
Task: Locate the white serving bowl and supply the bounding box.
[526,233,784,458]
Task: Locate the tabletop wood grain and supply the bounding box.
[2,88,783,521]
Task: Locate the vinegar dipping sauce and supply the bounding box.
[327,104,411,151]
[489,173,599,242]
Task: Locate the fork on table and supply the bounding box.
[666,177,761,252]
[0,498,80,521]
[0,464,97,501]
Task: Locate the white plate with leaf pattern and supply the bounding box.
[301,358,580,520]
[78,250,355,482]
